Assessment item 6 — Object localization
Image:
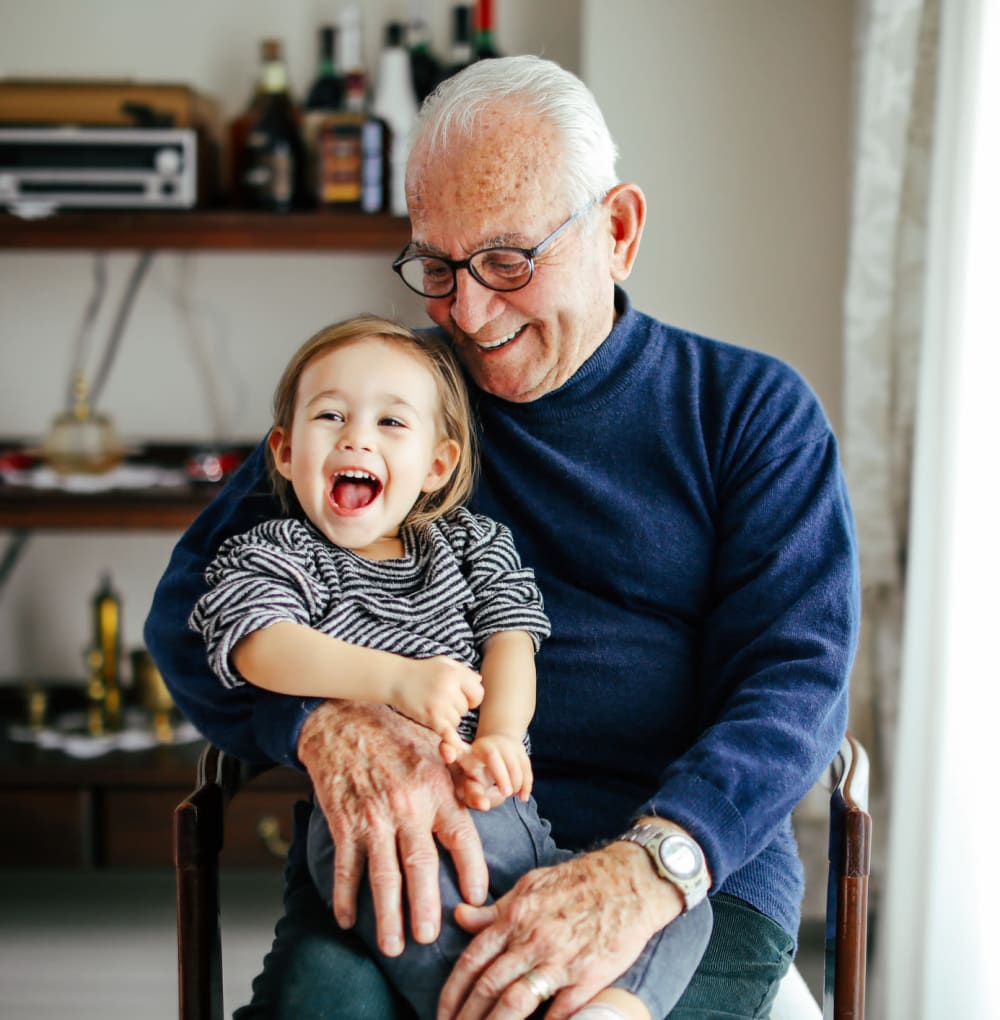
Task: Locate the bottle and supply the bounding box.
[437,5,475,85]
[473,0,502,60]
[372,22,419,217]
[316,5,367,206]
[92,573,122,732]
[228,40,269,206]
[304,26,345,203]
[242,38,307,211]
[407,0,440,102]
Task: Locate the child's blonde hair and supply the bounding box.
[269,315,477,529]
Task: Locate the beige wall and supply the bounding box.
[0,0,854,683]
[584,0,853,430]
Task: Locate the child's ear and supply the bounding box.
[268,427,294,480]
[422,438,461,493]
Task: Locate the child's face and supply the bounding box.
[269,338,460,558]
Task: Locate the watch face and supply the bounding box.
[658,835,701,879]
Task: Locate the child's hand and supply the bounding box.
[448,733,533,810]
[388,655,483,753]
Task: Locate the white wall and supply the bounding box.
[0,1,853,687]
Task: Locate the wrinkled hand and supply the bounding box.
[389,655,484,755]
[298,700,488,957]
[443,733,533,810]
[436,843,683,1020]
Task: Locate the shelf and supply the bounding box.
[0,486,220,530]
[0,441,255,530]
[0,208,412,252]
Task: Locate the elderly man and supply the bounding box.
[146,56,858,1019]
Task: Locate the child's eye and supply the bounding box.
[315,410,344,422]
[379,416,407,428]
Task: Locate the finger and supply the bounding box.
[397,823,445,945]
[436,922,507,1020]
[440,727,467,757]
[365,833,405,956]
[462,671,485,709]
[519,756,534,801]
[331,836,362,929]
[436,803,488,906]
[454,902,498,933]
[483,747,513,799]
[440,739,459,764]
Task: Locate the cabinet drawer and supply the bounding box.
[101,787,305,868]
[0,789,92,866]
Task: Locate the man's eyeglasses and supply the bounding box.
[392,194,605,299]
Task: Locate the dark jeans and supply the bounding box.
[235,803,791,1020]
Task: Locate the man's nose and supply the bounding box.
[448,270,502,336]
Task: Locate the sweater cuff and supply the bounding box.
[640,772,747,889]
[251,692,324,771]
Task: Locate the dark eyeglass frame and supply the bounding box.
[391,193,605,299]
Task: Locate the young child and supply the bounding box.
[189,316,709,1020]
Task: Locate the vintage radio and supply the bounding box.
[0,126,200,210]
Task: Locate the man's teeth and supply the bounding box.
[479,327,523,351]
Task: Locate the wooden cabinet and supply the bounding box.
[0,733,309,868]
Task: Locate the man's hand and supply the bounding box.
[436,842,684,1020]
[297,700,488,957]
[444,733,533,810]
[388,655,484,755]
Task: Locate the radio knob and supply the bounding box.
[155,147,182,177]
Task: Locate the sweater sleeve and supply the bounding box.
[445,509,552,651]
[640,378,860,892]
[190,519,331,689]
[143,441,321,768]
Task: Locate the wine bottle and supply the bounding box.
[317,4,368,206]
[474,0,502,60]
[372,21,419,217]
[227,40,269,206]
[437,4,475,86]
[242,39,307,211]
[304,25,345,203]
[407,0,440,102]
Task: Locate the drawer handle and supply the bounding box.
[256,815,291,858]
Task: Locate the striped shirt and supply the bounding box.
[189,507,550,744]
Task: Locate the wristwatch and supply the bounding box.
[618,821,710,912]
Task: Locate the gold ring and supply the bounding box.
[522,970,555,1001]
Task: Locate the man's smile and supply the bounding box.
[472,325,527,352]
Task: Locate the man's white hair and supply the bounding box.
[411,55,619,210]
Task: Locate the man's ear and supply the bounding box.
[268,426,294,480]
[605,182,646,282]
[422,438,461,493]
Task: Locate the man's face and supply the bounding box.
[405,110,618,403]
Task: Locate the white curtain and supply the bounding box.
[841,0,939,901]
[880,0,1000,1012]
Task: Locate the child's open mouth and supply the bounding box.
[331,470,382,510]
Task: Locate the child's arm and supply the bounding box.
[233,621,483,753]
[443,630,537,809]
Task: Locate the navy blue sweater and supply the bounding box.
[145,288,859,941]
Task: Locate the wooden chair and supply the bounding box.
[823,733,872,1019]
[174,736,872,1020]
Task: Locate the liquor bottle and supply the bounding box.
[303,25,345,203]
[372,22,419,217]
[437,5,475,85]
[407,0,440,102]
[227,40,269,206]
[242,38,307,211]
[92,573,122,732]
[316,5,367,206]
[473,0,502,59]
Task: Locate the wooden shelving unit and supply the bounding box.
[0,208,412,252]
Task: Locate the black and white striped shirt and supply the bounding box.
[190,507,550,743]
